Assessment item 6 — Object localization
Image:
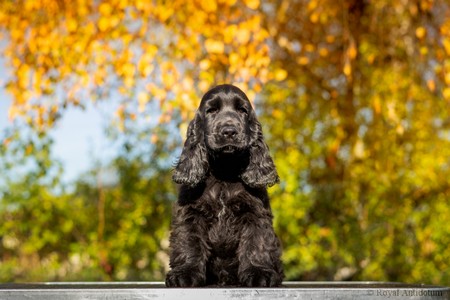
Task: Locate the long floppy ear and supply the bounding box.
[240,112,279,188]
[172,113,209,187]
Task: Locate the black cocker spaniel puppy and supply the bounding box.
[166,84,283,287]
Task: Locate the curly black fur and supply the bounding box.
[166,84,283,287]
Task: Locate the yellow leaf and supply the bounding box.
[387,101,398,122]
[179,122,189,140]
[153,86,167,100]
[93,68,106,85]
[66,18,78,32]
[121,63,136,78]
[246,90,256,102]
[235,28,251,44]
[205,39,225,54]
[353,139,365,159]
[239,67,251,81]
[199,80,210,93]
[199,59,211,70]
[396,124,404,135]
[420,46,428,55]
[223,24,237,43]
[442,38,450,55]
[99,3,113,16]
[8,106,20,121]
[200,1,217,12]
[444,72,450,85]
[443,87,450,100]
[26,145,33,155]
[138,92,149,112]
[181,77,194,90]
[98,16,110,32]
[162,72,176,89]
[220,0,237,5]
[373,96,381,115]
[278,36,289,48]
[274,69,287,81]
[229,53,240,66]
[244,0,260,10]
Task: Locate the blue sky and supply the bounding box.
[0,83,112,184]
[48,102,113,183]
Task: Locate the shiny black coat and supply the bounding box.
[165,84,283,287]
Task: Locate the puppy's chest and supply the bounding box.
[216,188,230,219]
[204,183,251,222]
[205,186,243,255]
[202,185,251,253]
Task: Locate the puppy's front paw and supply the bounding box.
[165,267,206,287]
[240,267,282,287]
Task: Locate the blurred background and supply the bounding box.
[0,0,449,284]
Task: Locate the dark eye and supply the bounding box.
[237,106,248,115]
[206,107,218,114]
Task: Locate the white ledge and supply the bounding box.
[1,281,449,300]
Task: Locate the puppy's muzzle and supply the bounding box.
[221,125,238,139]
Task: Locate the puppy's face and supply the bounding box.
[199,86,252,154]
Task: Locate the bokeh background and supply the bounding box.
[0,0,449,284]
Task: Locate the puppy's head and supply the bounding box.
[199,84,252,154]
[173,84,279,188]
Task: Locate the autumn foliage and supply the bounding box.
[0,0,449,284]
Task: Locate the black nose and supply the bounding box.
[221,126,238,138]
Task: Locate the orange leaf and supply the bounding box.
[416,26,427,39]
[343,59,352,78]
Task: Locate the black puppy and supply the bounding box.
[166,84,283,287]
